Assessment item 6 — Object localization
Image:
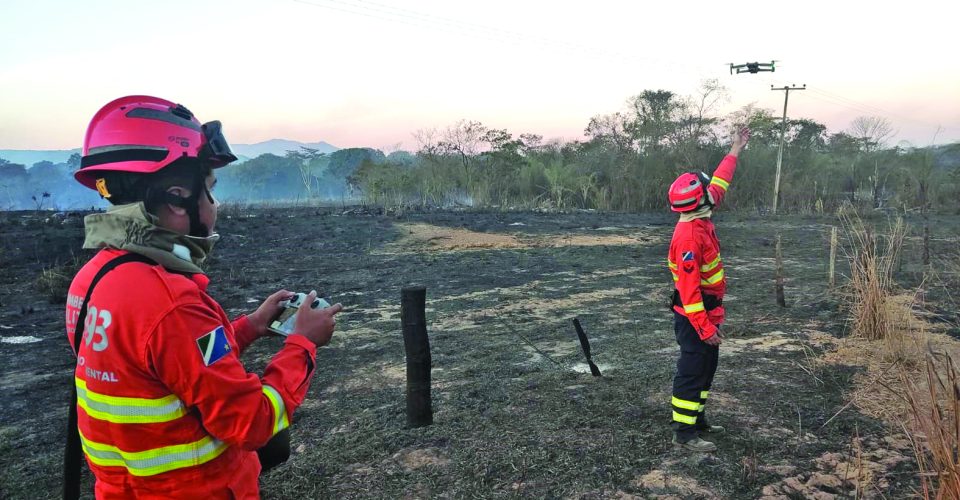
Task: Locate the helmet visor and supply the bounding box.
[200,121,238,167]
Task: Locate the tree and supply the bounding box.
[849,116,894,153]
[285,147,327,198]
[67,153,82,172]
[625,90,686,153]
[584,113,631,153]
[437,120,487,190]
[327,148,386,181]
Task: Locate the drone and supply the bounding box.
[729,61,776,75]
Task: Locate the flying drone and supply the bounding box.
[729,61,776,75]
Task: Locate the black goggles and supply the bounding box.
[199,120,238,167]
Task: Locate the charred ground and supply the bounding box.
[0,207,957,498]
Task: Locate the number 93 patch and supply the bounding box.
[196,326,231,366]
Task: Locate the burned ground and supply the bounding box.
[0,207,957,498]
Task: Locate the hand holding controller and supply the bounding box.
[269,290,342,346]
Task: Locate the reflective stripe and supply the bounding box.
[672,273,679,282]
[683,302,705,314]
[76,378,186,424]
[672,396,701,411]
[700,390,709,399]
[710,176,730,190]
[667,260,678,270]
[80,430,227,477]
[701,269,725,285]
[672,411,698,425]
[671,196,698,206]
[700,255,722,272]
[262,385,290,435]
[678,181,702,194]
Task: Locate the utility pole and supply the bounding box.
[770,84,805,215]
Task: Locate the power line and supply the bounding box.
[288,0,713,79]
[808,85,959,131]
[749,70,958,136]
[292,0,959,140]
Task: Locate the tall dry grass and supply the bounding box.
[840,213,906,343]
[901,351,960,500]
[840,213,959,497]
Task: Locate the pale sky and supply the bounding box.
[1,0,958,151]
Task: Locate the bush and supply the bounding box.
[36,258,82,303]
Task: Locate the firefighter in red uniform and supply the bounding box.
[64,95,343,498]
[666,127,750,453]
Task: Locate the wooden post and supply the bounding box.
[401,286,433,427]
[775,234,787,307]
[829,226,838,288]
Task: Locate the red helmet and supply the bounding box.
[668,171,712,212]
[76,95,237,193]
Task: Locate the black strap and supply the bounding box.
[571,318,601,377]
[671,290,723,311]
[80,148,168,169]
[63,252,156,500]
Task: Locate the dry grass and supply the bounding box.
[388,222,661,253]
[900,352,960,500]
[840,213,905,342]
[834,214,960,499]
[35,257,82,303]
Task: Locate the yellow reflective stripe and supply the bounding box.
[672,411,698,425]
[672,274,679,282]
[667,260,678,270]
[262,385,290,435]
[700,390,709,399]
[79,430,228,477]
[76,378,186,424]
[710,176,730,191]
[700,269,725,285]
[683,302,705,314]
[672,396,701,411]
[700,255,722,272]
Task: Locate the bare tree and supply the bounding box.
[438,120,487,188]
[674,79,729,165]
[849,116,895,152]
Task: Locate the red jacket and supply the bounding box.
[668,155,737,339]
[66,248,317,499]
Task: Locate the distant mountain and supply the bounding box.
[0,139,339,167]
[230,139,339,159]
[0,149,81,166]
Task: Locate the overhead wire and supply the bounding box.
[289,0,715,80]
[289,0,957,139]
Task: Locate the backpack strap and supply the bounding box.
[63,252,156,500]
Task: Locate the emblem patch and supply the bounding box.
[196,326,231,367]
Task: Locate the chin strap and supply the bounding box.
[152,174,212,237]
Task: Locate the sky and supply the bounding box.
[1,0,958,151]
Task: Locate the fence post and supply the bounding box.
[401,286,433,427]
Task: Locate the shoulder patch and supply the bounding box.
[681,250,697,273]
[196,326,231,366]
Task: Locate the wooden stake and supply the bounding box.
[401,286,433,428]
[829,226,838,288]
[775,234,787,307]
